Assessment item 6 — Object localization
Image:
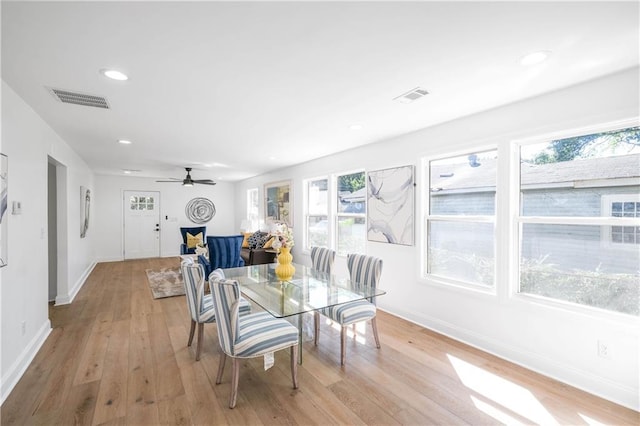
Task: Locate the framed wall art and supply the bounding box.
[367,165,415,246]
[80,185,91,238]
[265,180,292,227]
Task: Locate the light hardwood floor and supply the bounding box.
[1,257,637,425]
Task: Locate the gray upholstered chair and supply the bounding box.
[310,246,335,275]
[209,270,299,408]
[180,259,250,361]
[313,253,382,365]
[310,246,336,346]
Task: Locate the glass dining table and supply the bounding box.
[221,262,386,364]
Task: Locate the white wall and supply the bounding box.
[93,175,238,262]
[1,81,95,402]
[234,68,640,410]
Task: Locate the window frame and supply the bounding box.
[303,176,331,250]
[246,187,259,229]
[302,169,367,256]
[422,147,499,292]
[335,169,367,257]
[511,119,640,317]
[601,194,640,248]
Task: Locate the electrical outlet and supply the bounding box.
[21,321,26,336]
[597,340,612,359]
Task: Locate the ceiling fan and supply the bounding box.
[156,167,216,187]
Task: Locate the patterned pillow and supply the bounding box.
[247,231,268,249]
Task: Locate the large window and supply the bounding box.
[304,171,366,255]
[246,188,259,229]
[426,150,497,287]
[305,178,329,249]
[336,171,366,256]
[518,126,640,315]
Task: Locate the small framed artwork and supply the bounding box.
[0,153,7,267]
[265,180,292,227]
[80,185,91,238]
[367,165,415,245]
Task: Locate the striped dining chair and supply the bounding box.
[180,259,251,361]
[209,270,299,408]
[310,246,336,346]
[313,253,383,365]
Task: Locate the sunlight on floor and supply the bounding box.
[448,354,558,425]
[578,413,608,426]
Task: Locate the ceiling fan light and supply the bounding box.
[183,181,194,187]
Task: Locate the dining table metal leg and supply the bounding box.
[297,314,303,364]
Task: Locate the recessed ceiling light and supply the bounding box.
[269,156,276,160]
[123,170,132,174]
[520,50,551,66]
[349,124,363,131]
[100,69,129,81]
[117,139,132,145]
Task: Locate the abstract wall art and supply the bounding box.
[80,185,91,238]
[265,180,292,227]
[186,197,216,224]
[367,165,415,245]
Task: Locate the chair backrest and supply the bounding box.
[180,226,207,253]
[310,246,335,275]
[347,254,383,302]
[209,272,241,356]
[206,235,245,269]
[181,259,206,322]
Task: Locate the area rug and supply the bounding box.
[146,267,185,299]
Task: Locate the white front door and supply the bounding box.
[123,191,161,259]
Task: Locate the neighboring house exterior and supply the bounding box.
[430,153,639,275]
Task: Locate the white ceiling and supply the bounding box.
[2,1,638,182]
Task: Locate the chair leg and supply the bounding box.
[229,358,241,409]
[340,325,347,366]
[371,317,381,349]
[313,311,320,346]
[187,320,196,346]
[215,353,227,384]
[290,345,299,389]
[196,323,204,361]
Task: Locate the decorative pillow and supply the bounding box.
[242,232,252,248]
[186,232,203,249]
[263,236,275,249]
[247,231,268,249]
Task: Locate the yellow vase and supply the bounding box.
[275,247,295,281]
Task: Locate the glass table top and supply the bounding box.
[221,263,386,318]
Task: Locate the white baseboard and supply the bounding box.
[378,306,639,412]
[0,319,52,405]
[55,261,96,305]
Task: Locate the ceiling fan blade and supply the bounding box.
[155,180,183,183]
[194,180,217,185]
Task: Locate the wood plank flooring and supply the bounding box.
[2,257,637,425]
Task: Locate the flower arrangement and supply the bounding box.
[270,222,294,250]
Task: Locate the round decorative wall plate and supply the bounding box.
[186,197,216,224]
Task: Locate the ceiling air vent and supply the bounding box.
[48,87,110,109]
[393,87,429,104]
